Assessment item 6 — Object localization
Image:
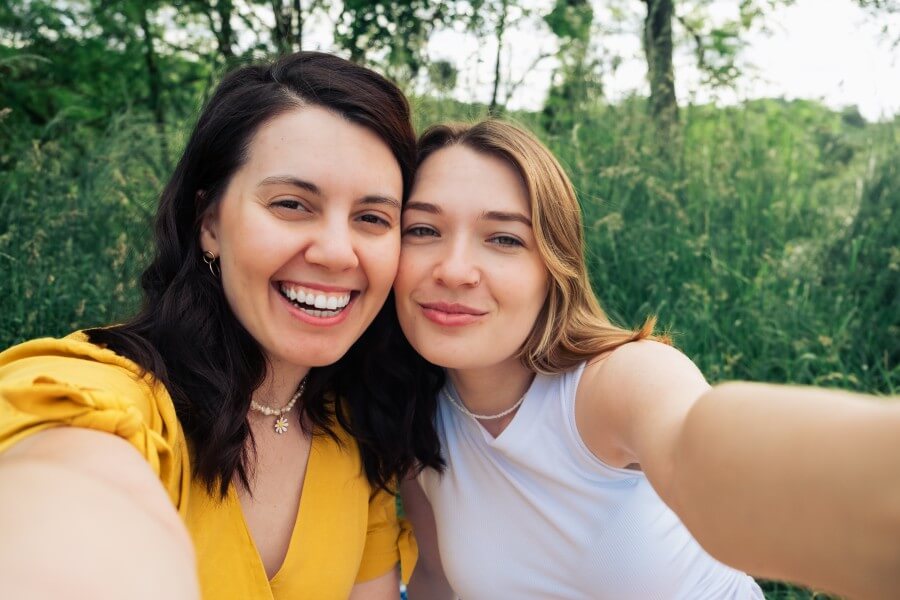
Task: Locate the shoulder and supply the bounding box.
[0,333,190,509]
[1,332,153,391]
[581,339,706,397]
[574,340,709,467]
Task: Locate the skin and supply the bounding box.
[398,145,900,600]
[200,105,403,594]
[395,145,549,433]
[0,105,406,598]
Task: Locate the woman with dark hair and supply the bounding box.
[397,120,900,600]
[0,52,442,598]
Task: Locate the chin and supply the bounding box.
[414,344,474,370]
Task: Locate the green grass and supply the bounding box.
[2,91,897,600]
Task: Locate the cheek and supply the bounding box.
[362,236,401,292]
[394,249,427,296]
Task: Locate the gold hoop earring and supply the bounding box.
[202,250,220,277]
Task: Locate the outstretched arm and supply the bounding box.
[0,428,199,599]
[673,382,900,598]
[579,340,900,599]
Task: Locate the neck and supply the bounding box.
[448,359,534,418]
[252,360,310,411]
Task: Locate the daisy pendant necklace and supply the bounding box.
[250,375,308,435]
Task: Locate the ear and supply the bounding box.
[199,197,221,257]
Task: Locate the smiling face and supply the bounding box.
[395,145,550,372]
[200,106,403,374]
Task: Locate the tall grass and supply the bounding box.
[1,87,897,600]
[2,95,897,395]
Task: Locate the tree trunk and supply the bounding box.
[272,0,290,54]
[488,0,509,116]
[642,0,678,137]
[218,0,236,62]
[294,0,303,51]
[138,7,169,168]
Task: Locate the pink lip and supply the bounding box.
[419,301,487,327]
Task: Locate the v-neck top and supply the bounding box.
[0,334,411,599]
[419,364,764,600]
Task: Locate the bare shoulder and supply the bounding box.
[581,340,706,400]
[575,341,710,468]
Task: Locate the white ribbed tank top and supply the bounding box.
[418,362,764,600]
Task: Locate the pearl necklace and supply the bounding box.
[442,387,526,421]
[250,375,308,434]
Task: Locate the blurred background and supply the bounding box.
[0,2,898,594]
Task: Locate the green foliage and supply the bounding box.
[1,6,898,597]
[530,96,897,394]
[334,0,455,81]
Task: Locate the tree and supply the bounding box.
[642,0,677,137]
[334,0,453,83]
[542,0,599,131]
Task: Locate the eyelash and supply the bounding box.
[403,226,524,248]
[271,200,391,227]
[489,235,524,248]
[358,213,391,227]
[404,225,439,237]
[271,198,308,211]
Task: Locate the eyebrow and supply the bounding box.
[405,201,531,226]
[360,195,401,211]
[258,176,321,195]
[259,175,400,210]
[482,210,532,227]
[404,201,442,214]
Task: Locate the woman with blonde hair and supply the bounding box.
[397,120,900,600]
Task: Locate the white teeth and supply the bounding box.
[300,307,340,318]
[279,284,352,313]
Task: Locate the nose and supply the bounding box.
[433,237,480,288]
[303,215,359,272]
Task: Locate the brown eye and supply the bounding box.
[358,213,390,227]
[271,198,308,211]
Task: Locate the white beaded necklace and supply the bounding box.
[250,375,308,434]
[442,386,526,421]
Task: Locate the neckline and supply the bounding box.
[445,371,545,447]
[230,431,319,585]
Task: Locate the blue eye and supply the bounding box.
[404,226,439,237]
[490,235,523,247]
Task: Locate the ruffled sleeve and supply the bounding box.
[355,486,416,583]
[0,333,190,513]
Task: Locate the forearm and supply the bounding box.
[0,456,198,599]
[671,382,900,599]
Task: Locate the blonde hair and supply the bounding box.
[416,120,668,374]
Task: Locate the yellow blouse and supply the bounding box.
[0,333,416,599]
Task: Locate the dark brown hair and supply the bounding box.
[89,52,443,496]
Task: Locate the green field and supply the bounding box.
[3,91,897,394]
[2,53,898,600]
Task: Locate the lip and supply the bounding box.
[419,301,487,327]
[279,280,357,293]
[275,284,359,327]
